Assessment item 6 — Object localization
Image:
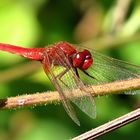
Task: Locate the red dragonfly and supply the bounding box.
[0,42,140,125]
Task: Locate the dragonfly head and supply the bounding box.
[72,50,93,70]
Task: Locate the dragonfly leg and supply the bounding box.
[82,70,96,79]
[55,67,70,88]
[75,68,80,78]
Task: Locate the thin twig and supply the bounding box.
[82,32,140,50]
[111,0,131,33]
[0,77,140,109]
[0,61,40,83]
[72,108,140,140]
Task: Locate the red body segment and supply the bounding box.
[47,42,93,70]
[0,42,93,71]
[55,42,77,57]
[0,43,45,61]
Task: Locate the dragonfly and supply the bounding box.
[0,41,140,125]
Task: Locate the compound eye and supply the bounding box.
[79,50,93,70]
[73,52,84,68]
[72,49,93,70]
[82,58,93,70]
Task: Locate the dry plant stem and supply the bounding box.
[0,77,140,109]
[83,33,140,50]
[0,61,40,83]
[72,108,140,140]
[111,0,131,32]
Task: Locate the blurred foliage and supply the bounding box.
[0,0,140,140]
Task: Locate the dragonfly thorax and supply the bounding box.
[72,50,93,70]
[54,42,93,70]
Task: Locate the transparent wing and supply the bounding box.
[77,45,140,94]
[42,47,96,125]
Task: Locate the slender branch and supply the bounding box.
[72,108,140,140]
[111,0,131,33]
[82,32,140,50]
[0,77,140,109]
[0,61,40,83]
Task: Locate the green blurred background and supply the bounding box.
[0,0,140,140]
